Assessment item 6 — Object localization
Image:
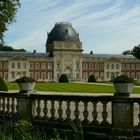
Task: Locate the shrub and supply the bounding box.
[0,77,8,91]
[15,76,35,83]
[88,75,96,83]
[59,74,69,83]
[112,74,134,83]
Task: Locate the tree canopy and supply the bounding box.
[0,0,20,43]
[131,44,140,59]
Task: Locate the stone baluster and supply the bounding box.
[50,100,55,120]
[74,101,79,121]
[2,97,5,113]
[36,99,41,119]
[43,100,48,119]
[58,100,63,121]
[101,101,109,125]
[11,98,15,114]
[83,101,89,124]
[6,97,10,113]
[92,101,99,125]
[66,100,71,122]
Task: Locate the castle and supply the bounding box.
[1,22,140,82]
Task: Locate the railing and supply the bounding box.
[0,92,140,139]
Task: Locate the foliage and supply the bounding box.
[0,0,20,43]
[0,76,8,91]
[15,120,46,140]
[88,74,97,83]
[131,44,140,59]
[0,44,26,52]
[112,74,134,83]
[122,50,131,55]
[15,76,35,83]
[59,74,69,83]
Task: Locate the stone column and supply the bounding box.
[110,97,134,139]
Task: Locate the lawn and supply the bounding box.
[7,82,140,94]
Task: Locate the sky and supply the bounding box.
[4,0,140,54]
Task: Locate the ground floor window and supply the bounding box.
[42,72,46,80]
[35,72,39,80]
[48,72,52,81]
[4,72,8,80]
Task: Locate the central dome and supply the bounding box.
[46,22,80,44]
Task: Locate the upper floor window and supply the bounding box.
[131,64,135,70]
[106,64,109,69]
[121,64,125,70]
[12,63,15,69]
[23,63,26,69]
[116,64,119,69]
[76,63,80,70]
[89,63,93,70]
[35,63,39,69]
[83,63,87,70]
[30,63,33,69]
[111,64,114,69]
[57,63,60,70]
[126,64,130,70]
[42,63,46,69]
[48,63,52,69]
[4,62,8,69]
[95,63,99,70]
[17,63,20,69]
[136,64,140,70]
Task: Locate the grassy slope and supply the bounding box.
[7,82,140,94]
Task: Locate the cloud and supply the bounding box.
[4,0,140,54]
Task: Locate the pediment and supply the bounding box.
[9,54,29,60]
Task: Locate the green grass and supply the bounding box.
[7,82,140,94]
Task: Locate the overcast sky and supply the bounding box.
[4,0,140,54]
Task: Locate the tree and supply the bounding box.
[122,50,131,55]
[131,44,140,59]
[0,0,20,43]
[0,76,8,91]
[88,75,97,83]
[59,74,69,83]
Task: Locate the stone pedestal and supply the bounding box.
[110,97,134,140]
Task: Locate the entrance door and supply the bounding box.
[64,67,72,79]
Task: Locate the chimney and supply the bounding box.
[33,50,36,53]
[90,51,93,54]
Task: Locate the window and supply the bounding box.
[17,63,20,69]
[23,63,26,69]
[106,72,110,79]
[76,73,79,79]
[23,72,26,77]
[4,62,8,69]
[30,63,33,69]
[121,64,125,70]
[48,63,52,69]
[35,72,39,80]
[126,64,130,70]
[48,72,52,80]
[35,63,39,69]
[111,64,114,69]
[42,63,46,69]
[83,63,87,70]
[57,73,60,80]
[76,63,80,70]
[83,72,88,81]
[136,64,140,70]
[116,64,119,69]
[57,63,60,70]
[89,63,93,70]
[12,63,15,69]
[106,64,109,69]
[131,64,135,70]
[11,71,15,79]
[95,63,99,70]
[100,64,104,70]
[4,72,8,80]
[42,72,46,80]
[131,72,135,79]
[30,72,33,78]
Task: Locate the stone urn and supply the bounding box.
[112,74,134,96]
[15,76,35,93]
